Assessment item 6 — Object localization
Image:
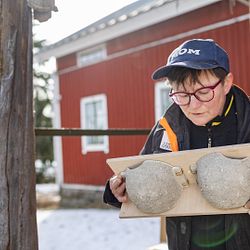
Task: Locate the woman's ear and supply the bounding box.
[223,73,234,95]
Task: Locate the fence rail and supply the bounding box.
[35,128,151,136]
[34,127,166,243]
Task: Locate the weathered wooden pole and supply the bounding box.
[0,0,38,249]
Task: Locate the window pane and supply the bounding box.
[85,103,94,128]
[160,88,172,115]
[87,136,103,145]
[78,47,106,67]
[85,100,104,145]
[81,94,109,154]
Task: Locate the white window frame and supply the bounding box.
[77,45,107,67]
[80,94,109,154]
[154,81,173,122]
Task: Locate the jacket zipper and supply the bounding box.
[207,127,212,148]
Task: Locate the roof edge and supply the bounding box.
[35,0,221,63]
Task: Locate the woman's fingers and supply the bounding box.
[109,175,128,203]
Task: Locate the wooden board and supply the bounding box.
[106,143,250,218]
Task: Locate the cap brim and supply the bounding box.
[152,61,220,80]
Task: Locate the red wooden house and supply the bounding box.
[37,0,250,198]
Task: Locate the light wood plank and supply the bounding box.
[106,143,250,218]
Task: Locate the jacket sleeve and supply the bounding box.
[103,180,122,208]
[140,122,159,155]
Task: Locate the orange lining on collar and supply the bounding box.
[159,117,179,152]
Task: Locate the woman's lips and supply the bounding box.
[191,112,204,116]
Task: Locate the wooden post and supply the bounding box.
[0,0,38,249]
[160,217,167,243]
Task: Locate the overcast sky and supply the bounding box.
[33,0,137,45]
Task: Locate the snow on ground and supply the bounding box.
[37,208,162,250]
[36,183,59,194]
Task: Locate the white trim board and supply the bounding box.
[51,72,64,185]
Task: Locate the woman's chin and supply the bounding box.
[188,116,208,126]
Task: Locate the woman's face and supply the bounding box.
[171,71,233,126]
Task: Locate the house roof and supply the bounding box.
[35,0,221,62]
[50,0,160,47]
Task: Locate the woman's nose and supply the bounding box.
[189,95,202,108]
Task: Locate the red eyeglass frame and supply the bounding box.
[169,79,222,106]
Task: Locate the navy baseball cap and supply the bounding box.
[152,39,229,80]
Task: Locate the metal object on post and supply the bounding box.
[27,0,58,22]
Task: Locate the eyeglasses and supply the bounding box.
[169,79,222,106]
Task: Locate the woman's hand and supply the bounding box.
[109,174,128,203]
